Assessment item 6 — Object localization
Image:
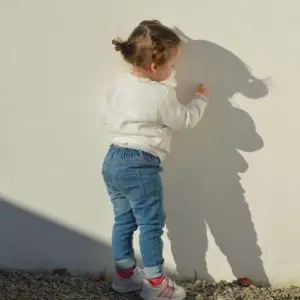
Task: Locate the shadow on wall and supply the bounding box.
[163,28,270,285]
[0,196,113,275]
[0,196,179,280]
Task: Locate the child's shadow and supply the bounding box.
[163,29,270,285]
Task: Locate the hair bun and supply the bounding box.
[112,39,134,61]
[112,39,125,52]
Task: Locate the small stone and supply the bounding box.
[94,272,107,282]
[237,277,253,287]
[53,268,68,276]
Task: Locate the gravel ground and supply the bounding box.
[1,270,300,300]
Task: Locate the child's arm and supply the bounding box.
[158,84,209,130]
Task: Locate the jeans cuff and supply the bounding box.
[115,257,136,270]
[144,265,163,279]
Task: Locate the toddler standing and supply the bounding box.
[102,20,209,300]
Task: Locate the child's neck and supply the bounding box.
[131,67,154,81]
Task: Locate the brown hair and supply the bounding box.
[112,20,181,68]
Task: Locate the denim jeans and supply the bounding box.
[102,146,165,279]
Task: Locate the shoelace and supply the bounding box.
[159,278,176,299]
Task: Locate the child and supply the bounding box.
[102,20,209,300]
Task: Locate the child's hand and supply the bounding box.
[194,84,208,97]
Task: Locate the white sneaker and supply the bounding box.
[140,277,186,300]
[112,267,144,293]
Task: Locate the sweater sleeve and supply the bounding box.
[158,87,209,130]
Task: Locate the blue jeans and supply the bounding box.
[102,146,165,279]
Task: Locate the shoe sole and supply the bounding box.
[140,291,186,300]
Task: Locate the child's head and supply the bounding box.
[112,20,182,82]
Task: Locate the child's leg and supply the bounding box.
[102,163,138,272]
[130,167,165,280]
[129,167,186,299]
[111,189,138,272]
[102,148,144,293]
[114,160,165,279]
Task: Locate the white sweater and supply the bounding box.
[103,73,209,161]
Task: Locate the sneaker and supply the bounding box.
[112,267,144,293]
[140,277,186,300]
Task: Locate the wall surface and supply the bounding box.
[1,0,300,286]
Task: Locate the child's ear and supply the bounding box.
[150,63,158,73]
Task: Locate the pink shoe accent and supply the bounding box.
[117,268,134,279]
[149,275,165,286]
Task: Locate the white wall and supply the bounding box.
[1,0,300,286]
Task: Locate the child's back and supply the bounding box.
[105,73,173,159]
